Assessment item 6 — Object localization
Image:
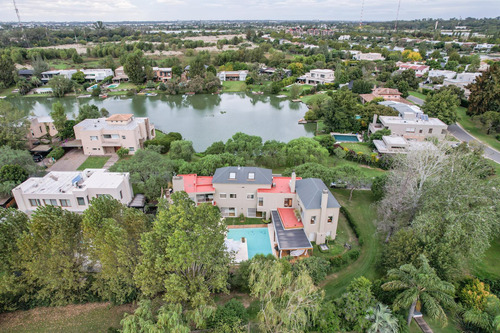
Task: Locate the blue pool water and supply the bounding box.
[89,84,98,90]
[107,84,119,88]
[227,227,273,259]
[333,134,360,142]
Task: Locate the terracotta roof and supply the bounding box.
[179,174,215,193]
[278,208,304,229]
[373,88,401,96]
[258,177,302,194]
[106,114,134,121]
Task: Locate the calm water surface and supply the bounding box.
[10,93,315,151]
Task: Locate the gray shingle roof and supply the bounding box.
[212,167,272,185]
[272,210,312,250]
[295,178,341,210]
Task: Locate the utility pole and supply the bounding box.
[359,0,365,28]
[395,0,402,31]
[12,0,27,43]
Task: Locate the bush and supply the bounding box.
[91,86,101,97]
[47,147,65,160]
[116,148,129,158]
[341,206,363,246]
[496,134,500,142]
[292,256,330,284]
[209,299,248,329]
[347,248,360,261]
[329,255,348,269]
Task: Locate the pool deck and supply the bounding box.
[331,132,363,142]
[227,224,268,229]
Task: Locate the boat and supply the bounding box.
[252,91,264,95]
[145,93,157,97]
[298,118,308,124]
[276,95,287,98]
[292,99,302,103]
[99,94,108,98]
[185,92,195,95]
[77,94,91,98]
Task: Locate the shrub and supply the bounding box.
[347,249,360,261]
[209,299,248,329]
[341,206,363,246]
[292,256,330,284]
[116,148,129,158]
[329,255,348,269]
[496,134,500,142]
[47,147,65,160]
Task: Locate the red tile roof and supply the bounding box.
[179,174,215,193]
[257,177,302,193]
[278,208,303,229]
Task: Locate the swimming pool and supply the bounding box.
[107,84,119,89]
[227,227,273,260]
[333,134,360,142]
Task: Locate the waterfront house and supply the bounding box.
[217,70,248,81]
[359,87,410,104]
[298,69,335,85]
[41,69,77,84]
[18,69,34,79]
[81,68,114,82]
[152,67,172,82]
[112,66,129,83]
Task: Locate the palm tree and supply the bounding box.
[382,255,455,326]
[365,303,399,333]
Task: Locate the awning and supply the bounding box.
[128,194,146,208]
[61,139,82,148]
[30,145,52,153]
[272,210,312,251]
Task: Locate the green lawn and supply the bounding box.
[0,86,18,97]
[340,142,374,155]
[222,81,247,92]
[456,106,500,152]
[0,302,134,333]
[408,91,428,101]
[326,156,386,179]
[225,217,267,225]
[313,212,358,259]
[474,236,500,279]
[409,316,459,333]
[77,156,110,170]
[321,189,382,299]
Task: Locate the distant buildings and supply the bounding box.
[12,169,133,214]
[359,87,410,104]
[217,70,248,81]
[41,70,77,84]
[40,69,113,84]
[353,53,385,61]
[298,69,335,85]
[259,67,292,78]
[443,72,482,98]
[73,114,155,155]
[369,101,447,141]
[396,62,429,77]
[427,70,457,81]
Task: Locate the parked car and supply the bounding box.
[330,181,347,188]
[32,154,44,163]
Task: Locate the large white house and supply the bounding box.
[353,53,385,61]
[217,70,248,81]
[12,169,133,214]
[298,69,335,85]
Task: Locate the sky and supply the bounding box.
[0,0,498,22]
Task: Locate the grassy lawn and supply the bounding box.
[340,142,374,155]
[77,156,110,170]
[456,106,500,152]
[222,81,247,92]
[225,217,267,225]
[0,302,134,333]
[313,212,358,259]
[115,82,138,90]
[474,236,500,279]
[0,86,18,97]
[408,91,428,101]
[409,316,459,333]
[321,189,382,299]
[326,156,386,179]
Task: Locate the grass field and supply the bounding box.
[408,91,427,101]
[340,142,374,155]
[77,156,110,170]
[456,106,500,152]
[409,316,459,333]
[0,302,134,333]
[321,189,382,299]
[313,212,358,259]
[474,236,500,279]
[222,81,247,92]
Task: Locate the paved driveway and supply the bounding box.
[448,124,500,164]
[407,95,424,105]
[47,148,87,171]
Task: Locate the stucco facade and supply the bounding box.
[28,116,58,140]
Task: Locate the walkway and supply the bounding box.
[102,154,119,169]
[407,95,425,106]
[47,148,87,171]
[448,124,500,164]
[414,316,433,333]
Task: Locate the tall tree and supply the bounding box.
[284,137,329,166]
[0,101,29,149]
[365,303,399,333]
[82,196,148,304]
[467,64,500,116]
[335,276,376,331]
[169,140,195,161]
[134,192,230,308]
[124,51,145,85]
[50,101,67,133]
[32,56,49,79]
[0,55,15,88]
[76,104,101,123]
[422,89,460,124]
[382,255,455,326]
[49,75,73,97]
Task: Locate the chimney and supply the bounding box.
[372,113,378,124]
[290,171,296,193]
[321,189,328,211]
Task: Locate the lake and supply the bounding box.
[10,93,315,151]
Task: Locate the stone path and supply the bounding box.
[414,316,433,333]
[47,148,87,171]
[102,154,119,169]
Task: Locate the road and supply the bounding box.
[407,94,500,164]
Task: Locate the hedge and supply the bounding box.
[340,206,363,246]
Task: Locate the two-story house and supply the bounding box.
[217,70,248,82]
[73,114,155,155]
[298,69,335,85]
[152,67,172,82]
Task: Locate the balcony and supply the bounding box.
[369,123,385,134]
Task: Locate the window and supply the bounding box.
[229,172,236,179]
[310,216,316,225]
[60,199,71,207]
[77,197,86,206]
[90,136,98,141]
[247,193,255,200]
[419,129,423,134]
[406,128,415,133]
[228,208,236,217]
[129,147,135,152]
[103,134,112,139]
[441,129,446,134]
[247,208,257,218]
[122,135,126,139]
[327,216,333,223]
[258,197,263,207]
[220,193,227,199]
[229,193,237,199]
[428,128,433,134]
[284,198,292,207]
[43,199,58,206]
[29,199,41,207]
[221,207,236,217]
[248,172,255,180]
[120,190,123,199]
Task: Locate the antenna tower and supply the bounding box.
[360,0,365,28]
[12,0,27,42]
[395,0,402,31]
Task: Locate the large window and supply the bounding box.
[229,193,237,199]
[43,199,58,206]
[247,208,257,218]
[60,199,71,207]
[229,172,236,179]
[248,172,255,180]
[220,193,227,199]
[77,197,86,206]
[221,207,236,217]
[258,197,263,206]
[284,198,292,207]
[29,199,41,207]
[90,136,98,141]
[103,134,120,139]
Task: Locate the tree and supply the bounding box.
[0,165,28,184]
[169,140,195,161]
[289,84,302,99]
[383,228,424,270]
[135,192,231,308]
[72,53,83,64]
[100,107,109,117]
[382,255,455,326]
[365,303,399,333]
[249,259,323,332]
[32,56,49,78]
[17,206,88,305]
[467,64,500,116]
[335,277,376,331]
[49,75,73,97]
[352,79,374,94]
[50,102,67,133]
[339,166,365,201]
[16,77,32,95]
[475,111,500,134]
[284,137,329,166]
[91,86,101,97]
[82,196,148,304]
[422,89,460,124]
[124,51,145,85]
[0,55,15,88]
[71,70,86,84]
[225,132,263,162]
[371,174,387,201]
[76,104,101,123]
[189,56,207,78]
[205,141,225,155]
[59,120,76,139]
[397,80,409,98]
[284,162,338,186]
[0,101,29,149]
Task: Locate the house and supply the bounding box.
[359,87,410,104]
[372,135,437,154]
[427,70,456,81]
[369,101,447,141]
[152,67,172,82]
[217,70,248,82]
[28,116,58,141]
[259,67,292,78]
[41,69,77,84]
[353,53,385,61]
[173,166,341,246]
[12,169,133,214]
[298,69,335,85]
[81,69,114,82]
[443,72,482,98]
[338,35,350,41]
[396,62,429,77]
[18,69,34,79]
[112,66,129,83]
[73,114,155,155]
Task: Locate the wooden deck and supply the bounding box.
[414,316,433,333]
